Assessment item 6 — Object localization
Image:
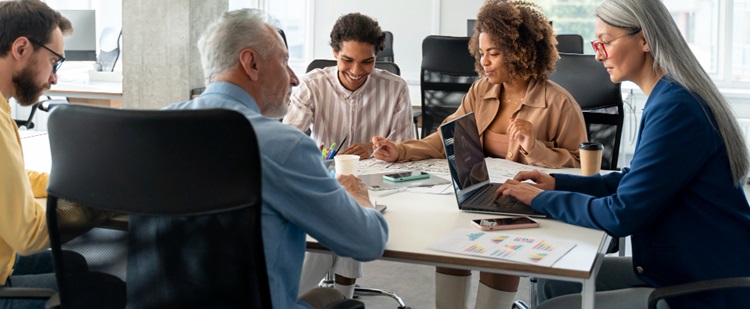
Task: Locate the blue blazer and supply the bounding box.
[532,77,750,308]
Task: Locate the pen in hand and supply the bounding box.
[371,130,396,158]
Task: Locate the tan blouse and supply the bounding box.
[395,77,587,168]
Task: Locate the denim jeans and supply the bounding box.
[1,250,57,309]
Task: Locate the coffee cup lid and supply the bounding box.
[579,142,604,150]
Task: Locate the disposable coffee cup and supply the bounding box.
[579,142,604,176]
[334,154,360,176]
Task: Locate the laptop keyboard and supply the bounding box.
[466,183,525,209]
[467,183,503,206]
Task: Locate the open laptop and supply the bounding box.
[439,112,546,218]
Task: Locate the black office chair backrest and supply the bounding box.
[306,59,401,76]
[45,105,269,308]
[549,53,624,170]
[278,28,288,48]
[556,34,584,54]
[420,35,479,138]
[376,31,394,62]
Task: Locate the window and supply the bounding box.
[733,0,750,82]
[540,0,748,88]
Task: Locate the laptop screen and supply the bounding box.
[440,113,490,203]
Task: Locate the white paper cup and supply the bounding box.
[334,154,360,176]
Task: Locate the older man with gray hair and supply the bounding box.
[163,9,389,309]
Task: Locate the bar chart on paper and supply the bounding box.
[428,228,577,267]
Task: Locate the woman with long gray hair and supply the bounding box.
[495,0,750,307]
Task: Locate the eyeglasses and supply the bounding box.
[27,37,65,73]
[590,30,641,59]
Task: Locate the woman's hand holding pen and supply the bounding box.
[340,142,373,160]
[371,136,399,162]
[508,117,536,154]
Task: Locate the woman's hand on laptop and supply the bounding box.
[494,180,544,206]
[514,170,555,190]
[371,136,398,162]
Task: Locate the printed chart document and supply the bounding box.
[428,228,577,267]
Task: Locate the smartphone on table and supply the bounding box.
[470,216,539,231]
[383,171,430,182]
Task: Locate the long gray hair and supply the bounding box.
[596,0,749,184]
[197,9,281,83]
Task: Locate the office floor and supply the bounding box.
[353,260,531,309]
[353,238,633,309]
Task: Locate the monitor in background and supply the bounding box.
[467,19,476,36]
[59,10,97,61]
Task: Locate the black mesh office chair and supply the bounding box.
[420,35,479,138]
[555,34,584,54]
[376,31,394,62]
[45,105,271,308]
[549,53,624,171]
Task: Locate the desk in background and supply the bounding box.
[47,61,123,108]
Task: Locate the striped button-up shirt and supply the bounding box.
[283,66,415,149]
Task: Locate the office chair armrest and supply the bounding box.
[324,298,365,309]
[45,292,60,309]
[0,287,56,299]
[37,99,69,112]
[647,277,750,309]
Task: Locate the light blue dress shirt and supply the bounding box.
[164,81,388,308]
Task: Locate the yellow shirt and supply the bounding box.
[0,92,50,285]
[396,78,587,168]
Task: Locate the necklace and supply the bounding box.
[502,91,525,106]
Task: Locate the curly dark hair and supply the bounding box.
[329,13,386,54]
[468,0,558,81]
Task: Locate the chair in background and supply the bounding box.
[44,105,273,308]
[96,27,122,72]
[13,104,38,130]
[279,28,288,48]
[376,31,394,62]
[549,53,624,171]
[556,34,584,54]
[420,35,479,138]
[306,59,400,76]
[647,277,750,309]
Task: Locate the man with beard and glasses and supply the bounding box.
[0,1,111,308]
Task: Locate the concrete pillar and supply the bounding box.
[122,0,227,109]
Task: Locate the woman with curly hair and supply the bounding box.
[372,0,587,307]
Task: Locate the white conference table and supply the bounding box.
[22,131,608,308]
[308,162,611,309]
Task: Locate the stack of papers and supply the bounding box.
[428,228,576,267]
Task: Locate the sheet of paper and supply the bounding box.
[428,228,577,267]
[484,157,553,183]
[358,158,450,178]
